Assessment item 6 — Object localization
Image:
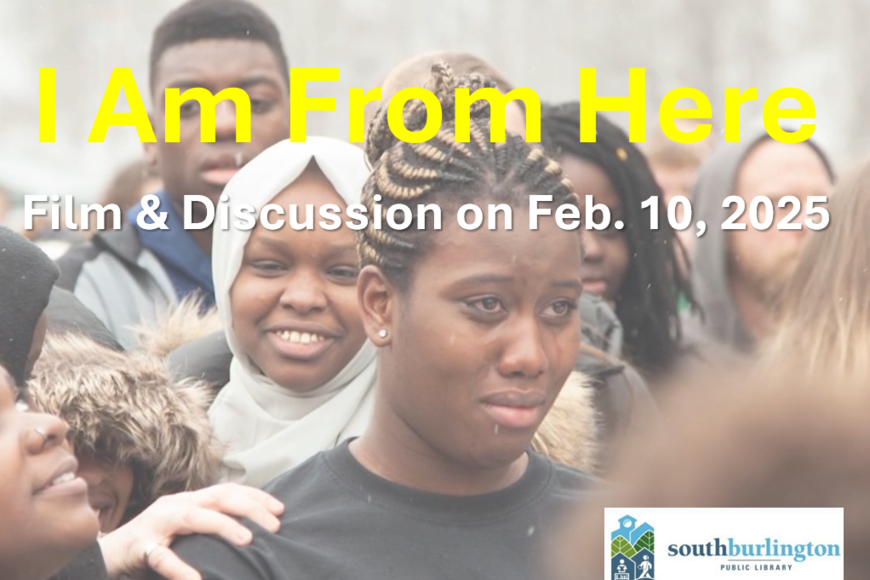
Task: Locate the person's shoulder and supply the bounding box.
[579,294,623,357]
[529,454,603,518]
[575,344,654,409]
[260,449,339,500]
[55,237,103,289]
[56,225,142,289]
[546,455,601,490]
[530,452,600,498]
[574,344,624,381]
[158,525,269,580]
[166,330,232,391]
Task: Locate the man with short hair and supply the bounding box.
[58,0,290,348]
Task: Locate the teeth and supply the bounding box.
[276,331,325,345]
[50,472,75,486]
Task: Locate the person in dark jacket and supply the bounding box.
[0,227,284,580]
[56,0,291,349]
[29,330,221,533]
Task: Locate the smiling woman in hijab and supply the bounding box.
[208,137,377,487]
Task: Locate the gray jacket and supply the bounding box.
[56,225,176,349]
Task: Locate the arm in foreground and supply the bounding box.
[98,483,283,580]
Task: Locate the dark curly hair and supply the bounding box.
[541,104,695,376]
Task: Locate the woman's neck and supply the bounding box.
[350,403,528,497]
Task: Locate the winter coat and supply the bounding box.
[28,331,221,524]
[55,225,177,350]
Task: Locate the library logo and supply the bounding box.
[604,508,843,580]
[611,515,655,580]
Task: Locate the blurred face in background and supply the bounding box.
[559,155,630,305]
[76,454,135,533]
[727,140,832,306]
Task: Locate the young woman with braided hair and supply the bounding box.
[162,64,597,580]
[541,104,696,382]
[359,55,655,471]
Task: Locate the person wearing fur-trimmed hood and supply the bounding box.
[29,328,221,533]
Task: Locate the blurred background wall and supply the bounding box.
[0,0,866,209]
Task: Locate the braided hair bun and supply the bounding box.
[358,64,578,290]
[365,63,497,167]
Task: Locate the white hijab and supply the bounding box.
[208,137,377,487]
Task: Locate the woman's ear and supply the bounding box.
[357,265,395,346]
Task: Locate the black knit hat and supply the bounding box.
[45,287,124,353]
[0,227,60,385]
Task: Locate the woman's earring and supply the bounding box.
[377,329,388,339]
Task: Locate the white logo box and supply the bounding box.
[605,508,843,580]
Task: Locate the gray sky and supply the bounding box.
[0,0,863,206]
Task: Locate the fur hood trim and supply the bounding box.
[135,296,223,360]
[532,370,599,473]
[28,332,221,521]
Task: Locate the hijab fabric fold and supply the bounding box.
[208,137,376,487]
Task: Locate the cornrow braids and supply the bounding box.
[541,103,696,377]
[360,63,577,289]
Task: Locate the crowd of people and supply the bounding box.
[1,0,866,578]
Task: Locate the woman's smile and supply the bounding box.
[267,329,337,361]
[34,455,88,499]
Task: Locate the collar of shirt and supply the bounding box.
[127,191,215,306]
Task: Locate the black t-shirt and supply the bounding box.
[168,441,596,580]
